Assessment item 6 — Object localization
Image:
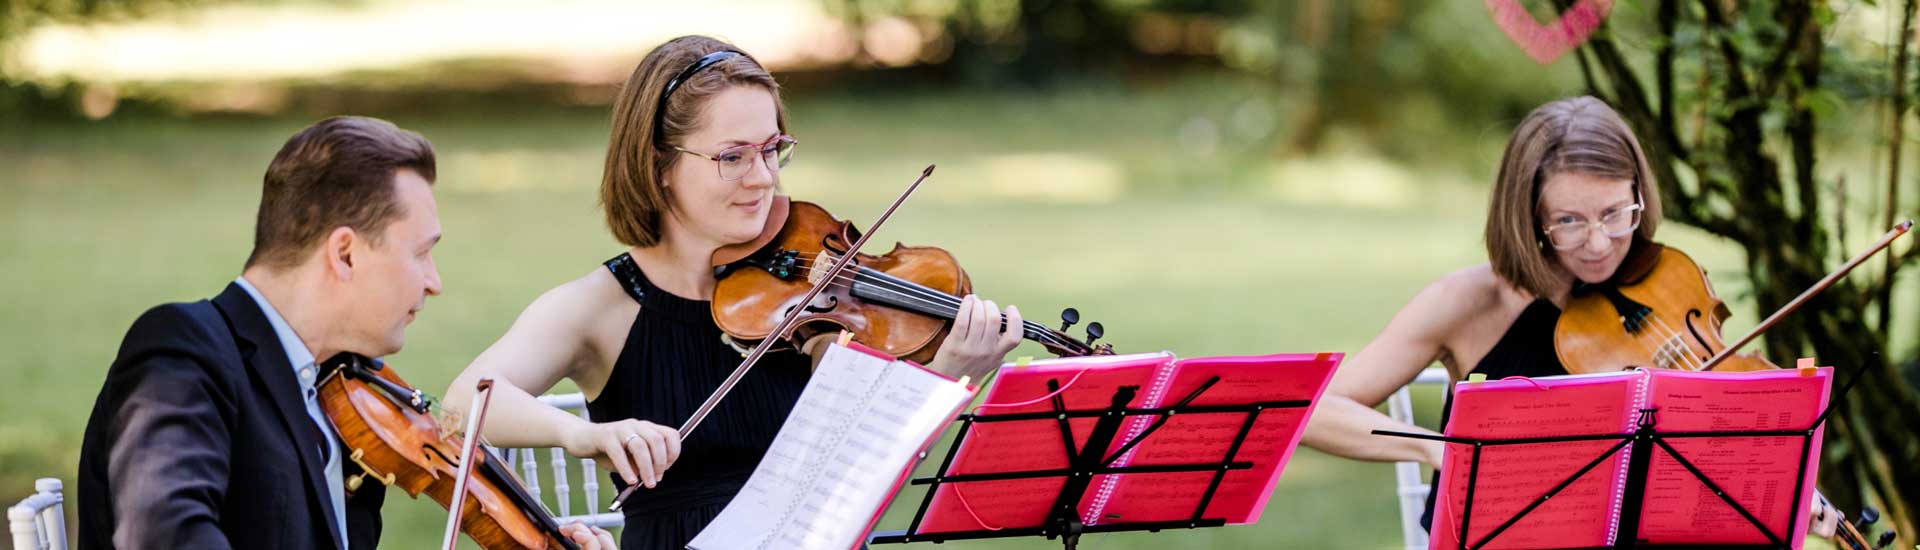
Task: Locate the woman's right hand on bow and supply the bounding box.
[561,418,681,489]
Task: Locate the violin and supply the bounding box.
[1553,223,1911,550]
[316,353,579,550]
[1828,493,1900,550]
[709,195,1110,364]
[1557,220,1912,374]
[1554,243,1773,373]
[612,166,1111,510]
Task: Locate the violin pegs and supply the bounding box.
[1857,506,1880,527]
[1059,308,1081,332]
[1872,531,1893,549]
[1085,322,1104,345]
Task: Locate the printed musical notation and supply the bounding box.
[917,352,1341,533]
[1428,368,1831,550]
[691,344,974,550]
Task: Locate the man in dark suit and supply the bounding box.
[74,116,613,549]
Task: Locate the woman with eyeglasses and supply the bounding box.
[1299,96,1842,537]
[440,35,1024,549]
[1300,96,1653,475]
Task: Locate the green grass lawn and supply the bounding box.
[2,80,1872,548]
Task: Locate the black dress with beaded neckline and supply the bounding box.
[586,252,813,549]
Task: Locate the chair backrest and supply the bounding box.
[9,478,67,550]
[1388,368,1451,550]
[487,393,625,530]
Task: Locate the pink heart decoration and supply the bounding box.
[1486,0,1614,64]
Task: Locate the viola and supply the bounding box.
[710,195,1109,364]
[1552,223,1911,549]
[1829,493,1899,550]
[1554,243,1773,373]
[1556,220,1911,374]
[316,353,579,550]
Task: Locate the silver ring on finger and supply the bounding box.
[623,433,642,445]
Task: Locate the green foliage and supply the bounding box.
[823,0,1584,170]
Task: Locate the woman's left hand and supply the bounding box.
[1809,492,1840,539]
[560,521,618,549]
[926,295,1023,382]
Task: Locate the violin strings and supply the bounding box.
[1642,314,1706,371]
[802,257,1078,347]
[768,257,1082,351]
[1627,331,1667,370]
[780,253,1083,350]
[1640,314,1706,371]
[1621,318,1676,370]
[1632,317,1685,370]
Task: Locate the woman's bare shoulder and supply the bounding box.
[1413,264,1507,321]
[522,267,636,330]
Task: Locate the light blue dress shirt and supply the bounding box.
[234,276,349,548]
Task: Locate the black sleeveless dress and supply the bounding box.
[586,253,814,549]
[1419,298,1568,530]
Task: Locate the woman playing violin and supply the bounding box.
[440,35,1024,549]
[1299,96,1840,537]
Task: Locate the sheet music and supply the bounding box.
[917,354,1169,534]
[1090,354,1339,525]
[1429,371,1642,550]
[916,352,1340,534]
[689,344,972,550]
[1633,368,1830,546]
[1428,368,1833,550]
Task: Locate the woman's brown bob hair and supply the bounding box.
[1485,96,1663,298]
[601,35,787,248]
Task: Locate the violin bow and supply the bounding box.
[443,377,496,549]
[609,164,937,512]
[1700,220,1912,371]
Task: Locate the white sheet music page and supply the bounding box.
[689,343,974,550]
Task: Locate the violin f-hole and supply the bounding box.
[822,228,852,256]
[1684,309,1716,363]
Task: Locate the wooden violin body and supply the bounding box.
[711,197,1107,362]
[713,200,970,364]
[316,354,578,550]
[1556,245,1774,373]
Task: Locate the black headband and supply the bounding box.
[653,50,743,136]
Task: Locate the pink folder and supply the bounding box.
[913,351,1342,534]
[1428,367,1832,550]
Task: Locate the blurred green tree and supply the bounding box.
[821,0,1583,163]
[0,0,234,117]
[1559,0,1917,544]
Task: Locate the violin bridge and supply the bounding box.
[806,251,840,286]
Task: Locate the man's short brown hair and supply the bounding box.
[246,116,437,269]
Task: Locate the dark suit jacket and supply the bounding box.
[77,282,387,550]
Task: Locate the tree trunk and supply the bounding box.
[1568,0,1920,545]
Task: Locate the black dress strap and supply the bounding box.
[604,252,647,303]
